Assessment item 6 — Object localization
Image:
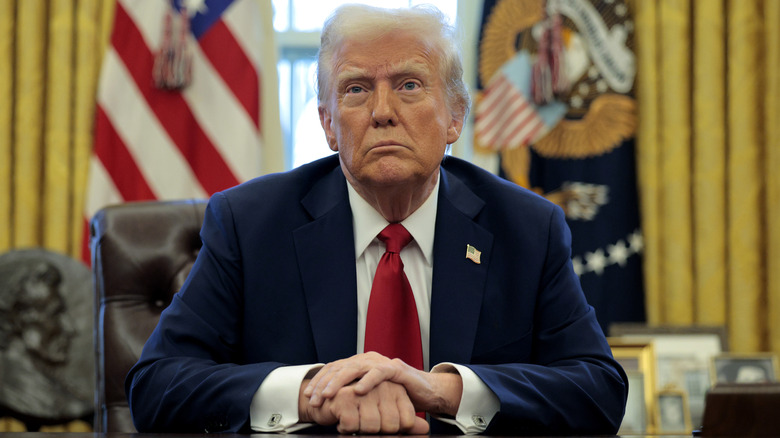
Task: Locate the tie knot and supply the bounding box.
[378,224,412,254]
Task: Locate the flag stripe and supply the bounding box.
[498,102,541,145]
[94,107,157,201]
[197,19,260,129]
[85,156,124,217]
[478,87,528,144]
[222,0,263,70]
[111,3,240,194]
[476,75,510,115]
[185,41,261,183]
[119,0,165,49]
[98,49,207,199]
[475,73,546,149]
[476,77,519,140]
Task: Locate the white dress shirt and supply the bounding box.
[250,175,499,434]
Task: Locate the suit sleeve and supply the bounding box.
[466,206,628,435]
[125,193,282,433]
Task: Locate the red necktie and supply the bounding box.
[364,223,424,370]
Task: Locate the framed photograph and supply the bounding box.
[608,338,657,433]
[608,324,725,429]
[711,353,779,385]
[656,389,691,433]
[610,324,728,350]
[618,370,647,434]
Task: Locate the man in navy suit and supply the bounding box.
[126,4,628,435]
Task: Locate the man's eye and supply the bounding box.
[402,82,418,90]
[348,86,363,94]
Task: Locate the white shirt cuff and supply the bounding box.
[249,364,322,433]
[431,362,500,435]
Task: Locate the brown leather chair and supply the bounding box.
[90,199,207,432]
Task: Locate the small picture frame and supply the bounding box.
[656,389,691,433]
[609,324,728,350]
[618,370,647,434]
[608,338,657,433]
[710,353,779,385]
[608,324,725,429]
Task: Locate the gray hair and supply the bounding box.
[317,4,471,121]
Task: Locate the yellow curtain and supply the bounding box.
[0,0,114,257]
[0,0,114,431]
[635,0,780,354]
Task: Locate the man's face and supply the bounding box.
[17,267,75,364]
[319,32,463,194]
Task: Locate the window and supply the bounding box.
[273,0,478,170]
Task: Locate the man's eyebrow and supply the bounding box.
[335,60,432,86]
[336,67,372,86]
[388,60,431,77]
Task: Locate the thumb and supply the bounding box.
[409,416,430,435]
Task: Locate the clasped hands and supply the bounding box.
[297,352,463,434]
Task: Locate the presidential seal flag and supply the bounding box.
[476,0,645,333]
[82,0,279,263]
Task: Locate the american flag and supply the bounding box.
[83,0,277,262]
[474,51,566,151]
[465,244,482,265]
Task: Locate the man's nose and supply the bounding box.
[371,83,397,126]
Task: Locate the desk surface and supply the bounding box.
[0,434,696,438]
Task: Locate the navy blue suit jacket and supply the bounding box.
[126,155,628,434]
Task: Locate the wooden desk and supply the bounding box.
[0,434,695,438]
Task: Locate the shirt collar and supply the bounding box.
[348,175,439,266]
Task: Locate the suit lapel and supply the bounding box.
[430,167,493,366]
[293,167,358,363]
[291,163,493,366]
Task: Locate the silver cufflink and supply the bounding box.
[268,413,282,427]
[472,415,487,427]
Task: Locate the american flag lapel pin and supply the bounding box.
[466,244,481,264]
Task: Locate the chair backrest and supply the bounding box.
[90,199,207,433]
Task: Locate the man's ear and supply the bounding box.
[318,105,338,151]
[446,113,465,145]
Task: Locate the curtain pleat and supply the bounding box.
[70,0,114,260]
[659,0,694,324]
[692,0,727,326]
[727,0,764,352]
[633,0,662,324]
[0,1,13,250]
[766,0,780,355]
[44,0,76,252]
[13,0,47,248]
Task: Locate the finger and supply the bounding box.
[307,364,350,406]
[396,387,419,432]
[320,367,365,398]
[353,358,416,395]
[331,389,360,434]
[358,396,382,434]
[336,408,360,435]
[304,364,332,398]
[310,369,367,406]
[379,397,401,434]
[396,392,429,435]
[305,359,348,396]
[352,366,393,395]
